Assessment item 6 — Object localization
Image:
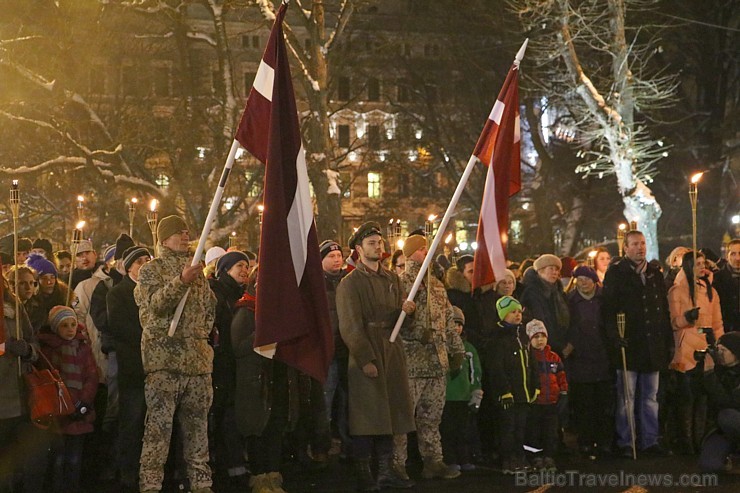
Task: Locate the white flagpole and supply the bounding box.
[389,154,477,343]
[389,38,527,343]
[168,138,241,337]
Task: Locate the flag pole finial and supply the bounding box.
[514,38,529,68]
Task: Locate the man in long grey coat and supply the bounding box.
[337,222,416,491]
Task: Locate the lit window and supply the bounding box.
[156,173,170,190]
[367,172,381,198]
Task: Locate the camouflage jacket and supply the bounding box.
[134,246,215,376]
[399,259,464,378]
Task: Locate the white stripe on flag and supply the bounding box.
[489,100,505,125]
[286,145,313,285]
[480,162,508,282]
[253,60,275,102]
[514,115,521,143]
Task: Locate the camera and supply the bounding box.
[694,328,718,363]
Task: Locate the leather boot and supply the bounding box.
[353,459,379,492]
[377,454,415,489]
[421,456,461,479]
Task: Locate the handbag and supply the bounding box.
[23,350,75,429]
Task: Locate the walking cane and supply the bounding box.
[617,312,637,459]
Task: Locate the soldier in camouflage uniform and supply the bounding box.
[395,234,466,480]
[134,216,216,493]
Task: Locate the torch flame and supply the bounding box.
[588,250,597,259]
[231,231,237,237]
[427,214,437,222]
[75,220,86,230]
[11,180,18,188]
[131,197,138,204]
[618,223,627,231]
[444,232,453,244]
[77,195,84,203]
[257,204,264,212]
[149,199,158,212]
[396,239,405,249]
[690,172,704,184]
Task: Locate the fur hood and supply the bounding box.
[445,266,494,294]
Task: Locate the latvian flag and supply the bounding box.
[470,47,524,291]
[235,2,333,383]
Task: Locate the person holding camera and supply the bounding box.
[668,251,724,454]
[698,332,740,472]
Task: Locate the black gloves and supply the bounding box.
[684,307,700,324]
[5,337,31,358]
[500,393,514,410]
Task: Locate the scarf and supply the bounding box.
[630,258,648,285]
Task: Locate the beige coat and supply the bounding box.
[668,270,723,372]
[336,261,415,436]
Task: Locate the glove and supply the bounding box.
[72,401,90,420]
[684,307,700,324]
[420,329,433,345]
[617,337,629,349]
[500,393,514,410]
[449,353,464,378]
[468,389,483,412]
[5,337,31,358]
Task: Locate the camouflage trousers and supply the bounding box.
[393,376,446,466]
[139,371,213,491]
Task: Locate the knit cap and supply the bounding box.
[533,254,561,271]
[526,319,548,340]
[32,238,53,255]
[216,251,249,278]
[114,233,136,260]
[496,295,522,321]
[48,306,77,333]
[402,234,427,258]
[205,246,226,265]
[719,332,740,360]
[26,253,57,277]
[319,240,341,260]
[452,306,465,325]
[103,245,116,263]
[122,246,151,272]
[573,265,599,284]
[157,215,188,243]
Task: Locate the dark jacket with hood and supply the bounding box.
[713,263,739,333]
[566,286,612,382]
[445,266,499,356]
[106,275,144,388]
[484,321,539,404]
[520,268,570,355]
[209,273,245,398]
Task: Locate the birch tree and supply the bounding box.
[514,0,678,260]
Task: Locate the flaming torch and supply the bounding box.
[690,172,704,275]
[67,221,85,306]
[617,223,627,257]
[9,181,20,372]
[229,231,238,250]
[76,195,85,222]
[128,198,138,238]
[147,199,158,254]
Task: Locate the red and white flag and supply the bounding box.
[471,50,523,291]
[235,2,333,383]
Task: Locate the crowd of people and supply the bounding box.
[0,218,738,493]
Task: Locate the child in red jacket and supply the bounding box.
[39,306,98,493]
[526,320,568,472]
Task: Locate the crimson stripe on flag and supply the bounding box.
[234,2,333,383]
[471,64,521,291]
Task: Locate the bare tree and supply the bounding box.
[513,0,678,259]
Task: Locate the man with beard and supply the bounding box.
[134,215,216,493]
[714,239,740,333]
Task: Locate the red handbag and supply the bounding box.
[24,350,75,429]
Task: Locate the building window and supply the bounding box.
[337,76,350,101]
[155,173,170,190]
[398,173,410,198]
[368,125,381,150]
[121,67,143,97]
[252,36,260,48]
[153,66,171,97]
[367,172,381,199]
[367,77,380,102]
[241,35,250,49]
[244,72,256,95]
[338,125,350,148]
[402,42,412,57]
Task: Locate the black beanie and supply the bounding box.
[216,251,249,278]
[122,246,151,272]
[115,233,136,260]
[719,332,740,360]
[319,240,341,260]
[32,238,53,255]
